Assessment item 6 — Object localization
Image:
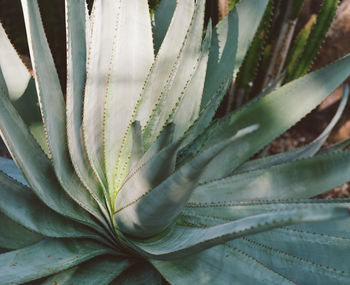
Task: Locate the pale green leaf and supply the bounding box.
[0,76,97,228]
[21,0,108,227]
[82,0,119,187]
[135,0,194,129]
[152,0,176,54]
[171,23,212,140]
[104,0,154,191]
[142,0,205,148]
[65,0,112,223]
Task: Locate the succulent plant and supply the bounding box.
[1,0,350,284]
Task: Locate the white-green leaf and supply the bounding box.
[142,0,205,147]
[82,0,119,186]
[65,0,111,222]
[21,0,107,227]
[104,0,154,192]
[152,0,176,54]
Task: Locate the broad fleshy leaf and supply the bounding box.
[104,0,154,191]
[42,255,135,285]
[127,206,349,260]
[197,54,350,182]
[0,239,109,284]
[190,150,350,203]
[0,211,42,250]
[114,126,258,238]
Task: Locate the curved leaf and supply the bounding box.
[0,156,27,185]
[21,0,108,227]
[104,0,154,191]
[235,85,348,174]
[114,126,258,238]
[0,211,42,250]
[152,0,176,54]
[0,171,101,240]
[42,255,135,285]
[190,150,350,203]
[196,54,350,182]
[82,0,119,187]
[0,239,109,284]
[152,244,294,285]
[234,236,350,284]
[65,0,111,221]
[125,205,349,260]
[111,262,162,284]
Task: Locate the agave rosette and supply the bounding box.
[1,0,350,284]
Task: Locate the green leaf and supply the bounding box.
[152,244,294,284]
[171,23,212,140]
[152,0,176,54]
[201,0,268,108]
[111,262,162,284]
[184,199,350,226]
[21,0,107,227]
[65,0,111,224]
[130,121,145,170]
[0,170,101,240]
[0,157,27,185]
[114,126,257,238]
[103,0,154,192]
[190,150,350,203]
[0,211,42,250]
[142,0,205,148]
[235,86,348,174]
[287,0,340,80]
[234,236,350,284]
[200,5,238,109]
[42,255,135,285]
[0,23,46,152]
[134,0,195,130]
[82,0,119,187]
[0,238,109,284]
[249,224,350,274]
[130,123,175,173]
[127,206,349,260]
[318,137,350,155]
[0,75,97,228]
[197,54,350,182]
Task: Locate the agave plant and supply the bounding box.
[1,0,350,284]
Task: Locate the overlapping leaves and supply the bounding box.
[0,0,350,284]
